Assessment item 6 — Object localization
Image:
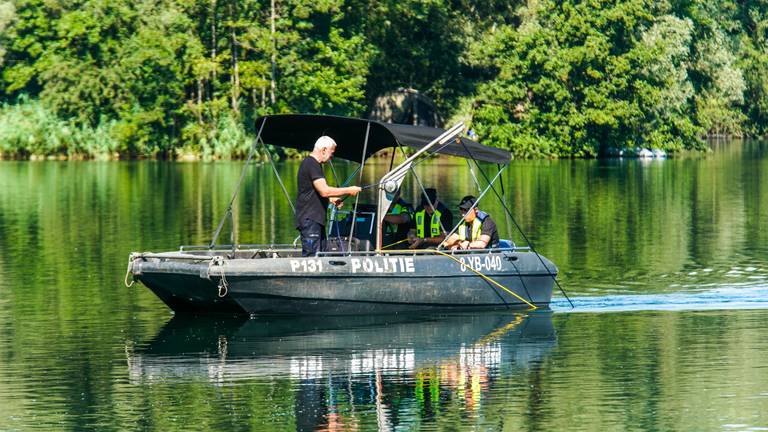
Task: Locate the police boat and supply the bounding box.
[127,114,563,315]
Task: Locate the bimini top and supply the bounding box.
[254,114,511,164]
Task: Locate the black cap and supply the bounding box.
[458,195,477,211]
[421,188,438,206]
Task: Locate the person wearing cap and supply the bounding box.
[295,136,362,257]
[443,195,499,250]
[408,188,453,249]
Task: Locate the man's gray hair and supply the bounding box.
[314,135,337,151]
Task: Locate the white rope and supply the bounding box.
[124,257,135,288]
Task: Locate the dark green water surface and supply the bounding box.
[1,140,767,430]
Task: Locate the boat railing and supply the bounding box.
[317,246,530,257]
[180,244,296,252]
[172,243,531,259]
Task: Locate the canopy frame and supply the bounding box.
[210,114,510,256]
[252,114,510,164]
[374,122,466,251]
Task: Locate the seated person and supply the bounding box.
[408,188,453,249]
[442,195,499,250]
[383,189,414,248]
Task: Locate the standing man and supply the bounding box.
[296,136,362,257]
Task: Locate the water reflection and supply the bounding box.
[2,141,768,430]
[128,312,556,429]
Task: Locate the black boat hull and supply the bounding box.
[226,273,553,315]
[131,251,556,315]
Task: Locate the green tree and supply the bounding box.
[692,31,746,136]
[2,0,61,97]
[347,0,473,112]
[269,0,373,116]
[2,0,377,158]
[466,0,677,157]
[632,15,701,150]
[676,0,746,136]
[0,1,14,69]
[737,2,768,136]
[108,2,204,155]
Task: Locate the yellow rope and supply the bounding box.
[384,249,538,310]
[382,238,409,249]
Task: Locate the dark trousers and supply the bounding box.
[299,218,326,257]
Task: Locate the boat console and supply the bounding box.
[327,203,377,251]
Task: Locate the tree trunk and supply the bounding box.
[197,78,204,124]
[270,0,277,105]
[229,3,240,115]
[211,0,217,87]
[261,80,266,107]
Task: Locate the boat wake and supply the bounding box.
[551,283,768,313]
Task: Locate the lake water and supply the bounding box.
[1,140,767,430]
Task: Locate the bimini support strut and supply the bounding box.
[209,117,268,249]
[374,122,466,253]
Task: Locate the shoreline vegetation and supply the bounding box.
[1,1,767,161]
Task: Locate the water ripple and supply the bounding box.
[552,283,768,312]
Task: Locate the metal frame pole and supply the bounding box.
[347,122,371,253]
[210,117,268,249]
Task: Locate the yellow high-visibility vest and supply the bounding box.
[457,218,482,242]
[385,202,411,233]
[415,208,442,238]
[457,212,488,242]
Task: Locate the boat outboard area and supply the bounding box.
[127,114,562,316]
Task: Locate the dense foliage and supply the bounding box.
[0,0,766,159]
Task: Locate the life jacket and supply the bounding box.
[385,200,412,233]
[458,211,489,242]
[415,208,442,238]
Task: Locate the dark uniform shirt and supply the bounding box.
[295,156,329,228]
[477,213,500,247]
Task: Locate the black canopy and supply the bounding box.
[253,114,511,164]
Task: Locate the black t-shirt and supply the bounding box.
[479,214,500,247]
[295,156,329,227]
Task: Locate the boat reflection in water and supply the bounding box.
[128,312,556,429]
